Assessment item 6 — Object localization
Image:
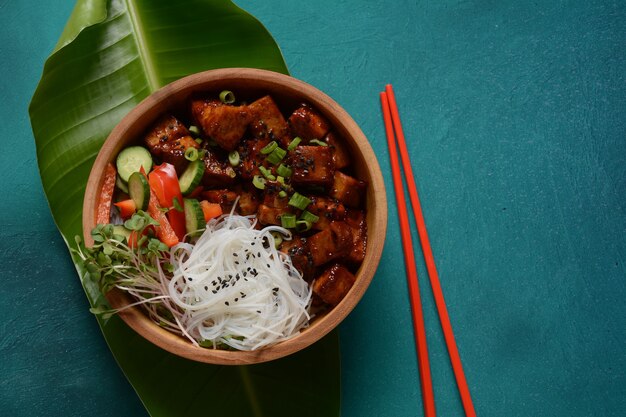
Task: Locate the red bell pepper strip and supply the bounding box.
[113,199,136,219]
[127,225,156,249]
[147,186,179,247]
[200,201,223,222]
[96,163,117,224]
[148,163,186,240]
[127,230,139,249]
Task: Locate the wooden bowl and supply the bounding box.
[83,68,387,364]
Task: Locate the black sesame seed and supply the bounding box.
[234,298,238,302]
[212,290,217,294]
[225,301,229,306]
[256,310,261,314]
[204,286,208,291]
[233,253,238,257]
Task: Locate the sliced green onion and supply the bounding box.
[184,147,199,161]
[258,166,276,180]
[288,192,311,210]
[295,220,312,232]
[270,231,283,248]
[276,164,293,177]
[189,125,201,137]
[300,210,320,223]
[219,90,235,104]
[280,213,297,229]
[198,149,207,159]
[287,137,302,151]
[252,175,266,190]
[309,139,328,147]
[278,190,288,198]
[195,138,203,145]
[260,141,278,155]
[276,176,285,185]
[266,147,287,165]
[228,150,240,166]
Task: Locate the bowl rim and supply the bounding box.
[82,68,387,364]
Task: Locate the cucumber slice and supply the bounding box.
[184,198,205,237]
[116,146,153,182]
[179,159,205,195]
[115,175,129,194]
[128,172,150,210]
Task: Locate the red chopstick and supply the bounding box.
[383,84,477,417]
[381,92,437,417]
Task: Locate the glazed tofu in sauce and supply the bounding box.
[143,92,367,309]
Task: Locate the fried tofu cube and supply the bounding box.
[202,189,238,212]
[158,135,201,173]
[145,115,190,150]
[236,137,271,180]
[144,116,199,173]
[330,171,366,208]
[248,95,291,146]
[238,189,260,216]
[203,187,259,215]
[289,146,335,187]
[202,149,236,188]
[257,204,292,226]
[288,105,331,141]
[345,210,367,263]
[202,189,238,204]
[313,264,356,306]
[262,183,290,209]
[307,221,353,266]
[307,196,346,230]
[191,99,251,151]
[324,131,351,170]
[280,236,315,280]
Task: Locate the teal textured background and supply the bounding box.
[1,1,625,416]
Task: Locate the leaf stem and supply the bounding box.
[123,0,159,91]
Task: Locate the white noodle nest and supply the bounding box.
[163,214,312,350]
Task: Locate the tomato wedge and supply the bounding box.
[148,163,186,240]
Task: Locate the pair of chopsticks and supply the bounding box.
[380,85,476,417]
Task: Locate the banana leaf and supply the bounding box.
[29,0,340,416]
